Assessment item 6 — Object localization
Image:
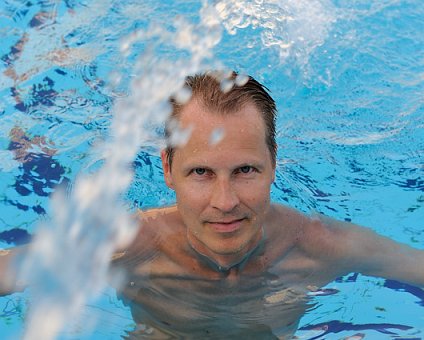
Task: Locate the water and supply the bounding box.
[0,0,423,339]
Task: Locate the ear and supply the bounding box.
[161,149,174,189]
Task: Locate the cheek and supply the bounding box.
[175,183,209,210]
[239,180,271,200]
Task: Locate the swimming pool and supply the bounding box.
[0,0,423,339]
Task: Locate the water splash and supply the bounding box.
[17,2,225,339]
[216,0,335,68]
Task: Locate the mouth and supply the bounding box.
[206,218,246,233]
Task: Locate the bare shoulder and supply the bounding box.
[267,205,366,284]
[297,213,352,256]
[267,203,309,239]
[267,204,359,261]
[136,205,179,222]
[112,205,182,263]
[263,204,309,259]
[295,212,387,265]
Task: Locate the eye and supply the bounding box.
[189,167,213,178]
[240,166,252,173]
[238,166,255,174]
[193,168,206,175]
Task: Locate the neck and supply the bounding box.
[187,228,265,273]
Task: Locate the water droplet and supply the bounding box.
[235,74,249,86]
[209,127,225,145]
[174,86,192,104]
[169,123,193,147]
[220,79,234,93]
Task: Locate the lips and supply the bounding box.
[206,218,245,233]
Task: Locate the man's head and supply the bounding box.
[165,71,277,168]
[160,71,278,268]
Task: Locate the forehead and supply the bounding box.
[171,99,270,165]
[177,99,266,137]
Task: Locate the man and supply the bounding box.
[111,71,424,338]
[1,71,423,338]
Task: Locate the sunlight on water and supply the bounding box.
[2,0,335,338]
[216,0,335,68]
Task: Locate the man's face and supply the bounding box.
[161,99,275,260]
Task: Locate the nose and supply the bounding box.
[210,177,240,213]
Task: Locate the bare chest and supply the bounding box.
[120,266,312,339]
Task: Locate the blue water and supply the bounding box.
[0,0,423,339]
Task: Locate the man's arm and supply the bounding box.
[0,247,26,296]
[310,215,424,287]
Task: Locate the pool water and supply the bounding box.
[0,0,423,339]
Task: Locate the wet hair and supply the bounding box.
[165,71,277,167]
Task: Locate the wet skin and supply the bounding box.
[113,100,424,339]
